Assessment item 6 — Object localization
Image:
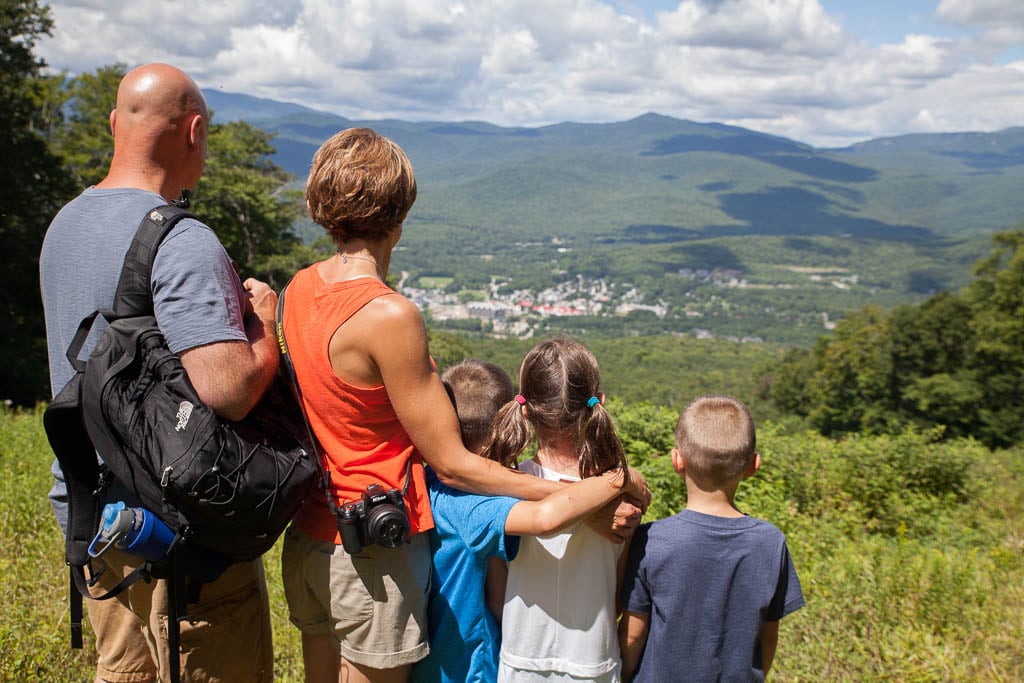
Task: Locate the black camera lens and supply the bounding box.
[365,503,409,549]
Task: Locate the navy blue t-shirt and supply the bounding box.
[622,510,804,682]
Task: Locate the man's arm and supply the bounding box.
[179,278,278,421]
[760,620,780,676]
[618,610,650,682]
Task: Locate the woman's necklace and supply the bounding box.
[338,251,384,280]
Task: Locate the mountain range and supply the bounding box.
[203,89,1024,344]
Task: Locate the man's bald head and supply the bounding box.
[102,63,209,198]
[116,63,207,125]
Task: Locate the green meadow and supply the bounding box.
[3,405,1022,681]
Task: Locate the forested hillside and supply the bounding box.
[205,89,1024,347]
[760,228,1024,448]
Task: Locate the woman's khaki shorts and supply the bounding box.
[281,525,431,669]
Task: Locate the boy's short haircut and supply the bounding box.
[305,127,417,244]
[675,394,756,487]
[441,360,514,453]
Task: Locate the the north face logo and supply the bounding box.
[175,401,194,431]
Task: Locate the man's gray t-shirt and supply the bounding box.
[40,187,249,530]
[622,509,805,683]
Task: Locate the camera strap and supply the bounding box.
[276,281,413,513]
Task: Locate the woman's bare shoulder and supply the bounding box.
[359,290,423,326]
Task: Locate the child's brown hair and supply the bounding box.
[483,336,628,482]
[441,360,514,453]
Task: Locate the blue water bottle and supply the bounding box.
[88,501,175,562]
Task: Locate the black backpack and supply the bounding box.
[43,204,317,663]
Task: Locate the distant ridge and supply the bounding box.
[202,88,1024,243]
[202,89,1024,231]
[201,87,1024,333]
[203,89,324,123]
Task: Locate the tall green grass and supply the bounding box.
[0,407,304,681]
[2,405,1022,680]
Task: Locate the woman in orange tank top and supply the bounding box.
[280,128,650,683]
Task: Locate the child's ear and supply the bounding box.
[742,452,761,478]
[670,448,685,474]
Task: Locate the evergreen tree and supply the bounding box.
[964,230,1024,446]
[53,64,124,186]
[195,120,304,285]
[890,292,979,436]
[807,306,898,436]
[764,228,1024,448]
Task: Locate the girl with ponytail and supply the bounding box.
[486,336,637,683]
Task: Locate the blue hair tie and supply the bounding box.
[587,396,601,409]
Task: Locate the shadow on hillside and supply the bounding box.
[620,224,693,243]
[643,134,879,183]
[707,187,935,243]
[941,146,1024,170]
[783,237,852,258]
[908,270,948,294]
[699,181,734,192]
[602,187,935,245]
[669,243,745,271]
[797,180,866,204]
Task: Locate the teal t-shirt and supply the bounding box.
[410,468,521,683]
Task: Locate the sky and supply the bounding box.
[36,0,1024,147]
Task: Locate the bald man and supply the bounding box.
[40,64,276,683]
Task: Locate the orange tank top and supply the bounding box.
[282,264,433,543]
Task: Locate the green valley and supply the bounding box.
[206,91,1024,346]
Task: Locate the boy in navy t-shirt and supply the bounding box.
[619,395,804,682]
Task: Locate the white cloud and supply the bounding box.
[936,0,1024,27]
[35,0,1024,147]
[481,30,541,77]
[658,0,847,56]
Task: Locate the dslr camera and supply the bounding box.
[337,483,410,554]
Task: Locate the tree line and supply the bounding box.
[759,230,1024,448]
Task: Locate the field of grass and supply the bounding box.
[2,405,1022,680]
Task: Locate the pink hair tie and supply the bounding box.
[514,394,527,405]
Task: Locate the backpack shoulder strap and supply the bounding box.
[55,205,194,370]
[44,203,194,650]
[111,204,196,318]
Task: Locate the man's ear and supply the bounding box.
[109,109,117,136]
[743,452,761,479]
[670,447,685,475]
[187,113,205,149]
